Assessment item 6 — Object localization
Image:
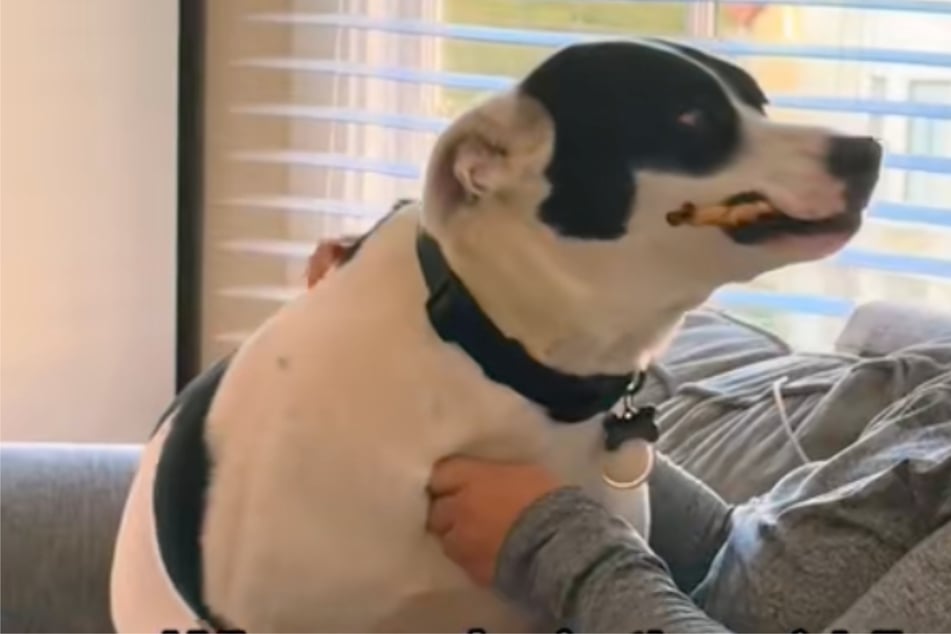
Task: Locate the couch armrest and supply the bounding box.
[1,442,141,633]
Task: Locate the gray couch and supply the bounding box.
[2,301,949,633]
[1,443,140,633]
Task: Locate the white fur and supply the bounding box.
[201,206,653,632]
[114,46,871,633]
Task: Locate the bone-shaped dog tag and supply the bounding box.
[601,438,654,490]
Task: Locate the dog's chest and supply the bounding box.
[198,212,650,631]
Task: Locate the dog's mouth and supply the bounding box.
[666,191,862,246]
[722,192,862,245]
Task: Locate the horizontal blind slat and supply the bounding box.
[250,1,951,20]
[885,154,951,174]
[654,0,951,12]
[214,281,858,318]
[712,288,854,316]
[249,14,951,68]
[217,238,951,281]
[769,97,951,119]
[218,286,300,302]
[834,248,951,279]
[229,151,419,179]
[230,149,951,177]
[235,58,511,91]
[215,331,250,345]
[872,202,951,228]
[231,105,446,131]
[221,196,381,217]
[220,239,314,259]
[234,60,951,121]
[233,100,951,125]
[222,194,951,229]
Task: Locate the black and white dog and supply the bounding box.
[111,39,881,633]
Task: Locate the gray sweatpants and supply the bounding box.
[495,342,951,633]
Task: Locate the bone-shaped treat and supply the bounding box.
[666,193,777,228]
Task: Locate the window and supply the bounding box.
[867,75,887,140]
[905,80,951,205]
[191,0,951,372]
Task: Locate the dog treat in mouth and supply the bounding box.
[666,191,778,228]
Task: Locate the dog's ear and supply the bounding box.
[451,134,510,203]
[423,92,552,224]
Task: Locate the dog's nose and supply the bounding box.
[826,135,883,180]
[827,135,882,214]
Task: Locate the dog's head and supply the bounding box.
[421,39,881,369]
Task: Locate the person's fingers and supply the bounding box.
[426,495,458,536]
[305,235,363,288]
[438,525,473,566]
[427,456,479,496]
[437,525,464,560]
[439,526,494,587]
[305,243,341,287]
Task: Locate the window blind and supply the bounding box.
[200,0,951,367]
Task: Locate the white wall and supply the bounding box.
[1,0,178,442]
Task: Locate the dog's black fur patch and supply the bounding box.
[657,40,768,114]
[519,40,759,240]
[152,355,232,628]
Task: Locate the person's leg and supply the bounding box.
[694,367,951,633]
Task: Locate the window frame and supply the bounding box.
[176,0,207,389]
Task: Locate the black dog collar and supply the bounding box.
[416,229,645,425]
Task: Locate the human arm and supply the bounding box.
[495,485,731,633]
[427,455,736,633]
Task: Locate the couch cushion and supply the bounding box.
[835,300,951,356]
[1,443,140,633]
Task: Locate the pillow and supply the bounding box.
[835,300,951,357]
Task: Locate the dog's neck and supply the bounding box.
[423,206,710,377]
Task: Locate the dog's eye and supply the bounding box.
[676,109,705,129]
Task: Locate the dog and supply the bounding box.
[110,38,881,633]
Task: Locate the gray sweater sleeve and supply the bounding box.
[493,466,951,634]
[493,451,735,632]
[494,486,729,633]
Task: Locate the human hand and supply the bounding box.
[426,456,561,586]
[305,235,360,288]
